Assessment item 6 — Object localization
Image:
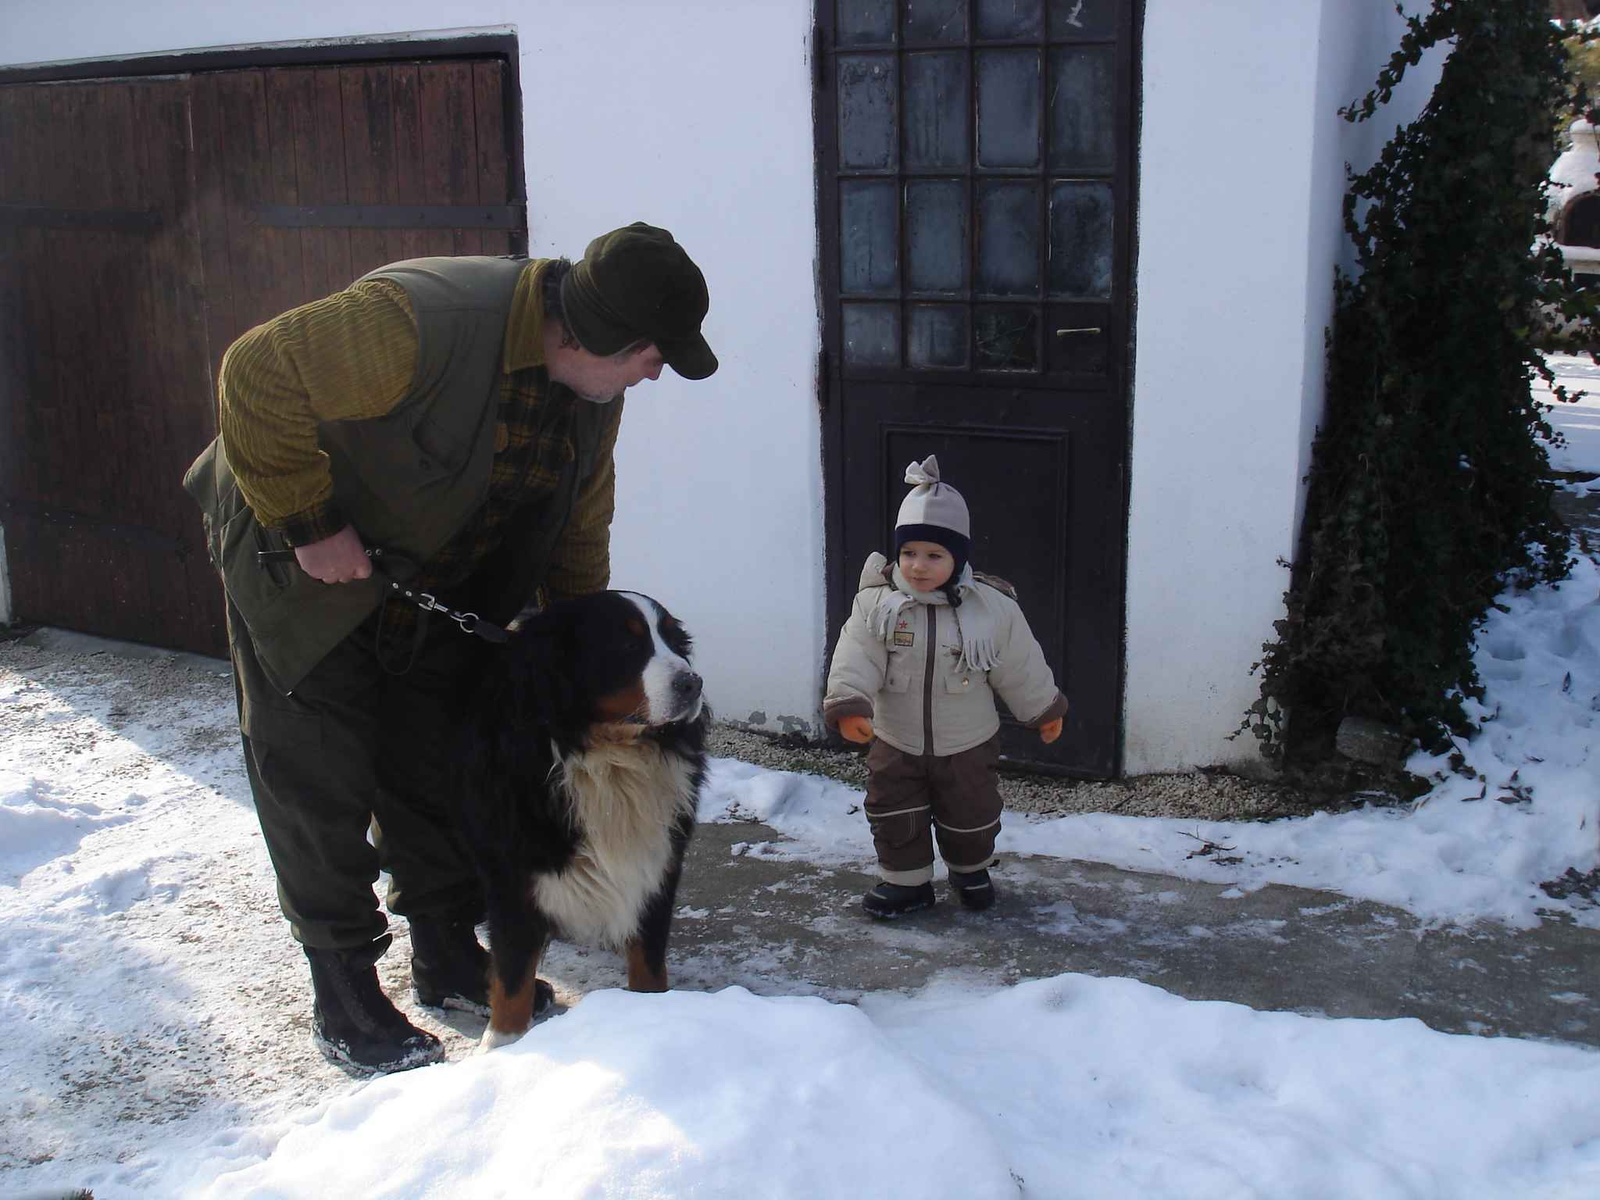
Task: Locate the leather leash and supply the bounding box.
[256,546,509,644]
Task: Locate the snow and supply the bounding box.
[1537,352,1600,476]
[1,360,1598,1198]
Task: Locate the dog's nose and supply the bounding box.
[672,671,702,703]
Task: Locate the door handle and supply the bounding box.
[1054,327,1103,337]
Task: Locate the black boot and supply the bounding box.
[862,880,936,919]
[410,913,492,1016]
[305,944,444,1075]
[948,867,996,911]
[410,914,555,1019]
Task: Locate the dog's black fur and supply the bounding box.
[459,589,709,1049]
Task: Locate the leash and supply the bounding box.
[256,546,509,644]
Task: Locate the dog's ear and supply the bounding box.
[505,610,576,722]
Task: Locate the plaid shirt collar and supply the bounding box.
[503,259,554,375]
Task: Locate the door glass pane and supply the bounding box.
[976,49,1041,168]
[1049,180,1113,298]
[975,306,1038,371]
[843,303,900,366]
[838,55,898,169]
[903,0,967,42]
[904,52,970,169]
[977,0,1043,40]
[1048,0,1116,38]
[839,0,897,44]
[906,180,967,293]
[977,179,1040,297]
[909,305,969,367]
[1049,45,1114,172]
[841,180,900,295]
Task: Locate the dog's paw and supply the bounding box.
[476,1026,527,1055]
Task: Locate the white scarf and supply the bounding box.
[867,561,1001,673]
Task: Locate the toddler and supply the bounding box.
[824,456,1067,918]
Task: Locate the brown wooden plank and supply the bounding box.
[5,514,60,628]
[420,61,479,256]
[130,80,202,647]
[8,514,163,648]
[34,83,83,514]
[138,78,218,458]
[190,73,237,385]
[263,69,308,314]
[274,68,332,299]
[0,87,31,504]
[182,539,229,656]
[92,84,143,525]
[473,59,514,256]
[389,63,431,264]
[341,64,399,275]
[217,70,290,339]
[8,88,54,508]
[305,67,354,292]
[130,78,219,650]
[63,82,117,631]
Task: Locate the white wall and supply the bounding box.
[0,0,825,731]
[1123,0,1440,775]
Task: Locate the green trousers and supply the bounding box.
[227,596,492,952]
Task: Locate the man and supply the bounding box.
[183,223,716,1074]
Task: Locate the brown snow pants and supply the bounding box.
[863,736,1003,886]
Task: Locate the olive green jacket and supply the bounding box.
[183,256,612,692]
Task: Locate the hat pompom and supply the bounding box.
[905,456,940,487]
[895,454,970,540]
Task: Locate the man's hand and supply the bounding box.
[838,715,875,744]
[1039,717,1063,745]
[294,525,372,584]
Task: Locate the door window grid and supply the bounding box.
[834,0,1118,372]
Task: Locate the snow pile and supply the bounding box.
[187,977,1600,1200]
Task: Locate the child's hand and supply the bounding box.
[838,715,875,744]
[1039,718,1063,745]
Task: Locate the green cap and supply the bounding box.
[560,222,717,380]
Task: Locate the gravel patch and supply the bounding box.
[706,725,1320,822]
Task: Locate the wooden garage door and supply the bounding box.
[0,57,524,656]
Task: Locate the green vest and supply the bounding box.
[183,256,610,692]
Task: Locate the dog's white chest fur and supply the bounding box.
[533,730,698,948]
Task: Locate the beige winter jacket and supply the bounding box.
[825,553,1068,757]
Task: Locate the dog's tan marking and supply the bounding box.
[594,681,649,722]
[483,966,540,1043]
[624,937,669,992]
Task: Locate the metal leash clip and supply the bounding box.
[393,587,495,640]
[254,545,508,643]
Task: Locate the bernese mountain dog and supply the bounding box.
[461,589,709,1052]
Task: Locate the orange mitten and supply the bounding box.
[838,715,875,744]
[1039,717,1063,745]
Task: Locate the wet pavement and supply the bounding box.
[536,822,1600,1051]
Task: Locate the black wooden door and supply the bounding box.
[0,55,523,657]
[818,0,1138,776]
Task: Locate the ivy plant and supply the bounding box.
[1245,0,1597,770]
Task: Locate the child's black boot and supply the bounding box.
[948,867,996,911]
[862,880,936,919]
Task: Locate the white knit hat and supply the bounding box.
[894,456,971,576]
[895,456,970,536]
